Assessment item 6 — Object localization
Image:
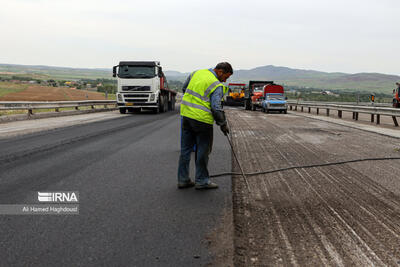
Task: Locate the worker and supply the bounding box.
[177,62,232,190]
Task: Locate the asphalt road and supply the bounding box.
[0,110,232,267]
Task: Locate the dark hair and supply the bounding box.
[215,62,233,74]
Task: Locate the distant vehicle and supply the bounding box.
[261,84,287,113]
[113,61,177,114]
[393,82,400,108]
[244,80,274,110]
[224,83,246,106]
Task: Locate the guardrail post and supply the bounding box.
[355,112,359,120]
[295,105,297,111]
[352,112,355,120]
[91,105,95,109]
[316,108,319,115]
[392,116,399,127]
[75,106,79,110]
[338,110,342,118]
[376,114,380,124]
[326,109,330,116]
[55,108,59,112]
[301,106,303,112]
[290,105,292,110]
[28,109,33,116]
[308,107,311,113]
[371,114,374,123]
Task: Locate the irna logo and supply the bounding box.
[38,192,79,203]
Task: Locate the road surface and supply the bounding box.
[0,110,232,266]
[228,108,400,266]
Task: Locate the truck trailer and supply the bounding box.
[113,61,177,114]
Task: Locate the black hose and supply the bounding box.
[210,156,400,178]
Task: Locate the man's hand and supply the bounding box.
[220,123,230,136]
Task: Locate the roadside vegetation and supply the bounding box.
[0,75,117,100]
[0,82,30,97]
[285,85,392,103]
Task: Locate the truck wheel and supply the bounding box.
[119,108,126,114]
[159,95,165,113]
[168,95,173,111]
[244,99,251,110]
[171,96,176,111]
[164,95,168,112]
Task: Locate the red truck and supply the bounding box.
[393,82,400,108]
[244,80,274,110]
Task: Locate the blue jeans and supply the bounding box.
[178,117,213,185]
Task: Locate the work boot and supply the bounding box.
[195,182,218,190]
[177,181,195,189]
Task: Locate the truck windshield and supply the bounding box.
[118,65,156,78]
[229,85,245,93]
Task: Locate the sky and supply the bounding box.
[1,0,399,75]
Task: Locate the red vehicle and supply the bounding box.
[243,81,274,110]
[261,84,288,114]
[393,82,400,108]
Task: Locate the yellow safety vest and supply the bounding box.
[180,69,227,124]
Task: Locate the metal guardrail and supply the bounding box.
[0,100,117,115]
[287,100,400,126]
[287,100,391,107]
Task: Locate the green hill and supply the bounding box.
[167,65,400,93]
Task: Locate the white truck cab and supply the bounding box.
[113,61,176,114]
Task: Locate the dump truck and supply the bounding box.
[244,80,274,110]
[261,84,288,113]
[393,82,400,108]
[113,61,177,114]
[224,83,246,106]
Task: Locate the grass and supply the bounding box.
[101,93,116,100]
[0,82,29,97]
[0,65,111,80]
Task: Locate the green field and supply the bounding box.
[0,64,112,81]
[0,82,29,97]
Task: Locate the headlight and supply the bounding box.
[150,94,155,101]
[117,94,123,102]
